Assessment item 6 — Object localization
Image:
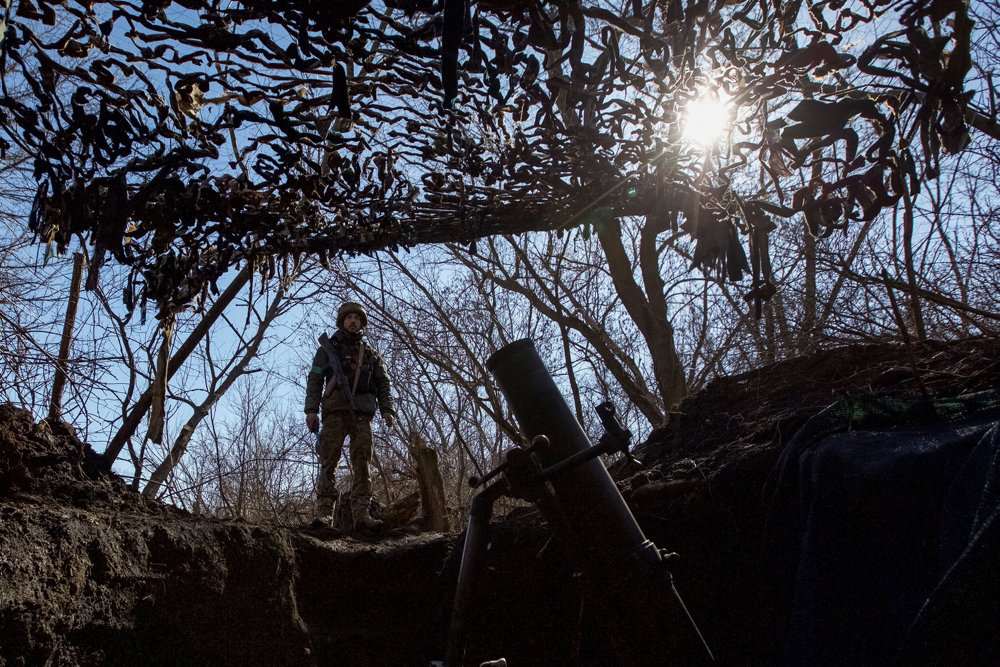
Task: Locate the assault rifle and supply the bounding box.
[444,339,713,666]
[318,333,359,413]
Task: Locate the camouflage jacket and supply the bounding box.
[304,330,396,418]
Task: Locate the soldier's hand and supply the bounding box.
[383,412,395,428]
[306,413,319,433]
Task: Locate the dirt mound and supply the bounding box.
[0,404,170,516]
[627,336,1000,486]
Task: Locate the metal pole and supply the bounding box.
[445,484,504,666]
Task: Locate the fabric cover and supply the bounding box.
[763,390,1000,665]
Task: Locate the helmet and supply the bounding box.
[337,301,368,329]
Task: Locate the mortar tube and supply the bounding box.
[485,339,648,559]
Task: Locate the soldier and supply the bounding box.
[305,301,396,530]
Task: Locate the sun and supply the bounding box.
[682,92,733,148]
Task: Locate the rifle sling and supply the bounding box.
[351,341,365,396]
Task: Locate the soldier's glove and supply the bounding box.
[306,413,320,433]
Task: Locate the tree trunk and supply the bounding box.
[901,189,927,341]
[144,319,174,446]
[599,219,685,411]
[409,433,450,532]
[801,213,817,355]
[48,253,85,421]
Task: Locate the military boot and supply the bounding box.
[354,508,383,532]
[310,499,336,528]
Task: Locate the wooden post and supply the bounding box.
[48,252,85,421]
[409,432,450,532]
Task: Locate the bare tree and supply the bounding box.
[0,234,66,413]
[161,377,316,525]
[141,259,307,498]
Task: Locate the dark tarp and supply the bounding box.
[762,390,1000,665]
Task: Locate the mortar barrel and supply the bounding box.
[485,338,648,557]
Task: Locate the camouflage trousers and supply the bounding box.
[315,411,374,522]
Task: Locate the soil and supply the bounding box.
[2,337,999,666]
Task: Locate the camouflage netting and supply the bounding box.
[0,0,984,318]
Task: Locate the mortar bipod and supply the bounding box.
[443,408,714,666]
